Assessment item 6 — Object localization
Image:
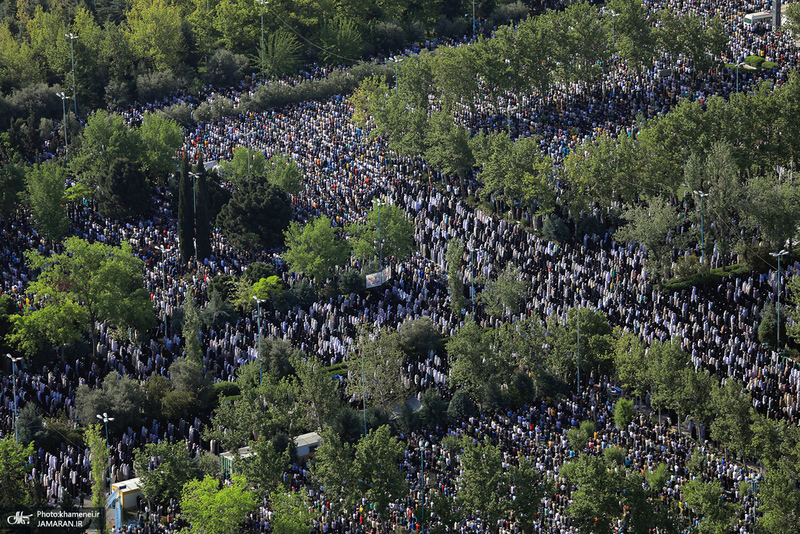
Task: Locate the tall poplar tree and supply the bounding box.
[194,154,212,262]
[178,154,195,264]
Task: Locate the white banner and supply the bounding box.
[366,267,391,288]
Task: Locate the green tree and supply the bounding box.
[73,110,142,198]
[424,110,475,179]
[0,162,25,217]
[138,112,183,185]
[17,237,156,358]
[347,200,414,265]
[25,160,69,242]
[16,403,47,447]
[270,487,314,534]
[606,0,656,70]
[86,423,109,511]
[310,427,358,515]
[318,15,363,65]
[76,372,146,432]
[242,438,290,496]
[683,477,740,534]
[615,195,678,279]
[346,326,406,413]
[293,354,340,431]
[221,146,266,183]
[133,442,202,505]
[446,320,501,403]
[446,239,465,313]
[614,398,636,429]
[559,453,621,534]
[98,157,151,221]
[0,437,35,509]
[710,379,753,459]
[454,435,507,533]
[260,29,302,79]
[354,425,406,521]
[476,262,529,317]
[216,178,291,250]
[124,0,185,71]
[181,474,258,534]
[742,173,800,250]
[612,330,650,399]
[647,339,692,431]
[283,216,350,284]
[266,153,303,195]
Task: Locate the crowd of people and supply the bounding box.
[2,0,800,532]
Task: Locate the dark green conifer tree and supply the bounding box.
[178,153,195,264]
[195,154,212,262]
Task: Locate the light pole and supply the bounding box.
[256,0,268,78]
[56,92,69,161]
[157,246,169,338]
[769,249,788,353]
[96,412,114,488]
[65,33,79,116]
[6,354,21,444]
[472,0,476,42]
[693,190,709,264]
[253,296,264,383]
[735,59,746,93]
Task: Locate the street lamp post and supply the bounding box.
[56,92,69,161]
[692,190,709,264]
[769,249,788,353]
[472,0,476,42]
[96,412,114,488]
[253,296,265,383]
[65,33,79,116]
[256,0,268,78]
[156,246,169,338]
[6,354,21,444]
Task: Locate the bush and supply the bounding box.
[213,382,241,402]
[447,389,477,421]
[761,61,777,70]
[542,216,570,243]
[205,49,249,88]
[418,389,448,429]
[338,269,365,296]
[745,55,764,69]
[105,80,133,109]
[137,71,181,103]
[575,215,602,238]
[488,1,529,28]
[210,96,236,120]
[435,16,469,39]
[192,102,212,123]
[242,262,276,285]
[373,21,405,53]
[614,398,636,429]
[5,83,62,124]
[398,317,441,357]
[673,254,702,279]
[161,103,195,127]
